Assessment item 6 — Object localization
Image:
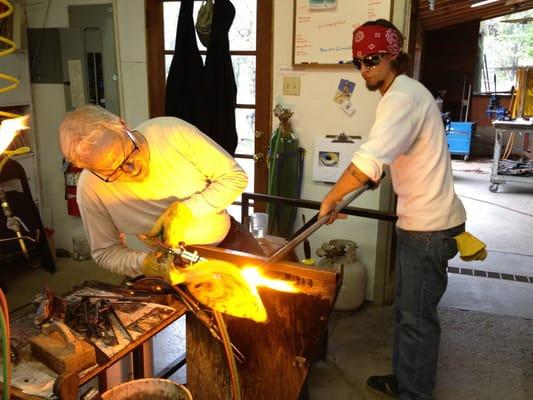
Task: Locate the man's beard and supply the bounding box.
[366,79,384,92]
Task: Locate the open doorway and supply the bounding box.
[420,10,533,320]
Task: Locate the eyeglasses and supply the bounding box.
[91,129,139,183]
[352,53,386,70]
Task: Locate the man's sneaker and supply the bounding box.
[366,374,400,397]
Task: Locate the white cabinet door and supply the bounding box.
[0,51,31,106]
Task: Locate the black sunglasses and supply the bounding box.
[91,130,139,183]
[352,54,386,70]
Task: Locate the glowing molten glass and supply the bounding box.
[182,261,300,323]
[0,115,29,154]
[184,259,268,323]
[241,266,300,293]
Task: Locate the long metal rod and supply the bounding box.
[265,183,372,266]
[465,84,472,122]
[241,192,396,223]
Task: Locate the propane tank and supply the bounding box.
[316,239,366,312]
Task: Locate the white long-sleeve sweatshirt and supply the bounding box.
[76,117,248,276]
[352,75,466,231]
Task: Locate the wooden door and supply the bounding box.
[145,0,273,218]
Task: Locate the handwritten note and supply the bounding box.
[293,0,391,65]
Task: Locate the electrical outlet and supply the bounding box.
[282,76,301,96]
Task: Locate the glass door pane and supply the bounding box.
[235,108,255,155]
[228,0,257,51]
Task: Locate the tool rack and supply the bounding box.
[490,119,533,192]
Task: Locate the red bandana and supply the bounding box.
[352,25,402,58]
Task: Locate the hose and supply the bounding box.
[0,0,19,96]
[0,1,25,397]
[213,311,242,400]
[0,290,10,400]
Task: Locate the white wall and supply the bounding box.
[27,0,148,251]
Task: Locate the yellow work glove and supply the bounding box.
[454,232,487,261]
[146,201,193,247]
[140,251,186,286]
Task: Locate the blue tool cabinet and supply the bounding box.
[446,122,475,160]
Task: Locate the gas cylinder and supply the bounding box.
[316,239,366,312]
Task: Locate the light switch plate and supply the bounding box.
[282,76,301,96]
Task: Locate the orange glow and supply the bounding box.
[0,115,29,154]
[183,260,268,323]
[173,260,300,323]
[241,266,300,293]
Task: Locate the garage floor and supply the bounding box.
[2,160,532,399]
[307,159,533,400]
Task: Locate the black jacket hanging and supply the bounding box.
[165,0,204,127]
[200,0,238,155]
[165,0,238,156]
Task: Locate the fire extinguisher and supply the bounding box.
[63,160,83,216]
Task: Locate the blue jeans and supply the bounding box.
[393,224,464,400]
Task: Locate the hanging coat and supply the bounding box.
[266,129,304,237]
[165,0,204,127]
[200,0,238,155]
[165,0,238,156]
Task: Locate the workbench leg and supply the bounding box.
[133,347,145,379]
[490,128,503,185]
[98,372,107,394]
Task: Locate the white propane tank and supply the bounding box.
[316,239,366,312]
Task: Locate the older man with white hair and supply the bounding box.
[59,105,263,282]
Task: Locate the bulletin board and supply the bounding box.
[292,0,392,66]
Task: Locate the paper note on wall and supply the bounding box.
[313,137,361,183]
[68,59,86,108]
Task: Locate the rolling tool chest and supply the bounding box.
[447,122,475,160]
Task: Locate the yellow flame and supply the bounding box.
[0,115,29,154]
[241,266,300,293]
[171,260,299,323]
[183,260,268,322]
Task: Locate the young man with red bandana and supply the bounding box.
[319,20,466,400]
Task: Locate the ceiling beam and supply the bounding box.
[418,0,533,30]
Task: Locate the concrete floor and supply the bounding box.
[307,158,533,400]
[1,159,532,399]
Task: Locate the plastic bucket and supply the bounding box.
[102,378,192,400]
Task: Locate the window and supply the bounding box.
[478,10,533,93]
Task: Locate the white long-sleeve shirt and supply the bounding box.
[77,117,248,276]
[352,75,466,231]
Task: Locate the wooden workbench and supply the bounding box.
[6,244,341,400]
[6,290,187,399]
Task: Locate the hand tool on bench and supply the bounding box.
[29,321,96,374]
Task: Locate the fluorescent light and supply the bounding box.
[471,0,499,7]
